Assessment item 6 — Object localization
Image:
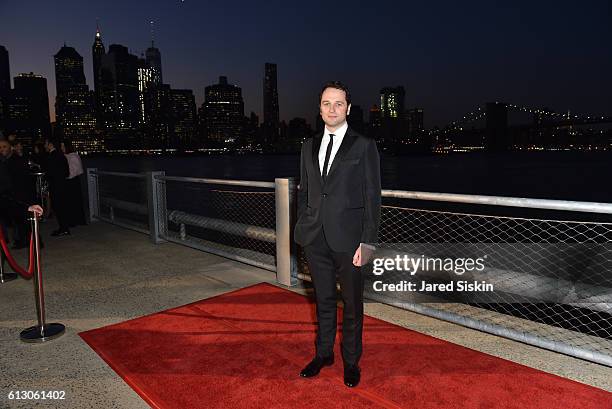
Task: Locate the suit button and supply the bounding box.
[322,193,328,198]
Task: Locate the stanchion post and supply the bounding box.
[31,171,46,221]
[20,214,65,343]
[275,177,297,287]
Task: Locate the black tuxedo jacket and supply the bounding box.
[45,149,69,189]
[294,127,381,253]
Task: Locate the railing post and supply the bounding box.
[86,168,99,223]
[275,177,297,286]
[146,171,167,244]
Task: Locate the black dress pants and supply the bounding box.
[50,184,70,231]
[303,228,365,366]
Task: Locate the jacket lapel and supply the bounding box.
[326,127,357,179]
[312,132,323,183]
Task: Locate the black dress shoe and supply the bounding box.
[344,364,360,387]
[51,229,70,237]
[299,355,334,378]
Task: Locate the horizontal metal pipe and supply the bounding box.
[156,175,275,188]
[94,216,150,235]
[381,190,612,214]
[100,198,148,215]
[168,210,276,243]
[163,235,276,273]
[91,171,147,179]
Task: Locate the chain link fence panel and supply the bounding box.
[157,177,277,271]
[94,171,149,233]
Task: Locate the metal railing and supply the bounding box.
[372,191,612,367]
[87,168,612,367]
[86,169,297,286]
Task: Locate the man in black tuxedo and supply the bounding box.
[294,81,381,387]
[44,138,70,237]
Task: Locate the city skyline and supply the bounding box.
[1,1,611,128]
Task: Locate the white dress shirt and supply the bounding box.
[318,121,348,176]
[65,152,84,179]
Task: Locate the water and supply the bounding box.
[84,151,612,203]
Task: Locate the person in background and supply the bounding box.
[13,141,24,158]
[0,140,33,248]
[31,142,47,169]
[61,141,86,226]
[6,134,17,146]
[44,138,70,237]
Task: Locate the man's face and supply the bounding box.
[0,141,11,158]
[320,87,351,131]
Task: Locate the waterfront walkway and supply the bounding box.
[0,221,610,408]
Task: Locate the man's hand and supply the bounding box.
[352,246,362,267]
[28,205,43,217]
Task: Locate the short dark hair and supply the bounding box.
[47,137,62,148]
[319,81,351,106]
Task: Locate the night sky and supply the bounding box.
[1,0,610,127]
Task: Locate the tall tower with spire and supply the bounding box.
[92,23,105,127]
[145,20,162,86]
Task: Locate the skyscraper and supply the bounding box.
[92,25,106,128]
[143,83,171,149]
[0,45,10,135]
[137,57,153,125]
[145,21,163,86]
[145,43,162,87]
[407,108,424,134]
[169,88,196,148]
[368,105,382,141]
[348,104,365,134]
[263,63,279,145]
[54,45,98,152]
[380,86,406,148]
[380,86,405,119]
[100,44,141,149]
[6,73,51,148]
[0,46,10,97]
[202,76,244,146]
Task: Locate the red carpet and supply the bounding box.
[80,283,611,409]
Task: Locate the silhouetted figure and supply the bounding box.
[61,141,86,226]
[0,145,43,250]
[44,138,70,236]
[0,140,34,248]
[30,142,48,170]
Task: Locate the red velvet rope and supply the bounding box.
[0,229,34,279]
